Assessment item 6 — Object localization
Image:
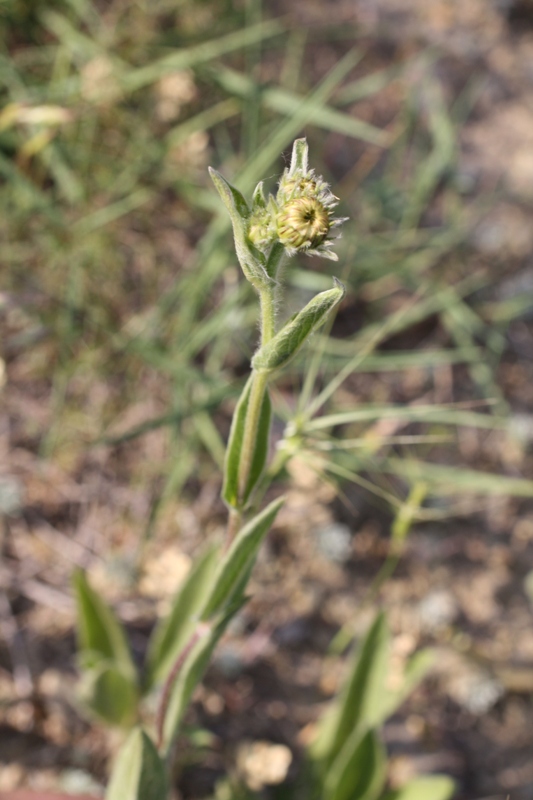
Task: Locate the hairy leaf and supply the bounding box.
[222,376,272,509]
[200,496,284,620]
[209,167,273,291]
[252,279,345,373]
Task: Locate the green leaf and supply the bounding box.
[379,649,434,721]
[222,376,272,509]
[252,279,345,373]
[73,569,135,677]
[200,496,284,620]
[252,180,267,210]
[106,728,168,800]
[162,600,245,753]
[324,729,386,800]
[78,661,138,728]
[312,613,390,765]
[288,137,309,175]
[145,544,221,690]
[382,775,456,800]
[208,167,273,291]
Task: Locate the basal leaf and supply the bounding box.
[78,661,138,728]
[106,728,168,800]
[252,279,345,373]
[324,729,386,800]
[311,612,390,766]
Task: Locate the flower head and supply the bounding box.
[274,140,346,261]
[277,196,331,251]
[244,138,346,263]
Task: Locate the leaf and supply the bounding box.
[200,496,284,620]
[252,279,345,373]
[288,137,309,175]
[311,613,390,765]
[78,661,138,728]
[162,600,246,754]
[145,544,221,690]
[106,728,168,800]
[382,775,456,800]
[379,649,434,721]
[72,569,135,677]
[252,180,267,210]
[208,167,273,291]
[222,376,272,509]
[324,729,386,800]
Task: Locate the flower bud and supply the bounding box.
[276,196,331,251]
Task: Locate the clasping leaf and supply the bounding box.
[252,278,345,373]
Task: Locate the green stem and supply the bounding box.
[260,285,276,345]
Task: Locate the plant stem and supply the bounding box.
[260,285,276,345]
[224,506,242,550]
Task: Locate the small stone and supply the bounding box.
[315,523,352,563]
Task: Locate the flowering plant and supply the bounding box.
[72,140,454,800]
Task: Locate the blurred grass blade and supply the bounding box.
[207,63,389,146]
[146,545,221,690]
[312,612,390,765]
[165,99,240,150]
[304,404,505,433]
[382,775,456,800]
[201,497,284,620]
[122,20,285,93]
[379,649,434,720]
[383,458,533,498]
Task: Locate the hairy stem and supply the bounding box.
[260,285,276,345]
